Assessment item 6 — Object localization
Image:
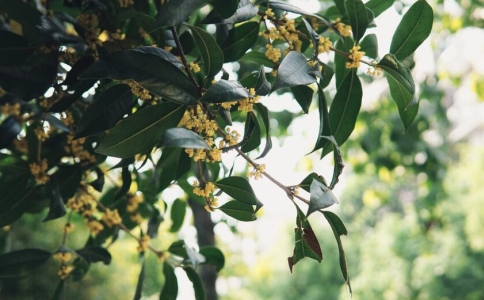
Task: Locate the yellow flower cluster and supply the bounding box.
[67,192,98,216]
[189,61,201,73]
[0,102,20,117]
[102,208,122,228]
[123,79,152,101]
[29,159,50,184]
[346,46,365,69]
[193,181,216,198]
[65,223,74,233]
[86,219,104,235]
[204,197,219,212]
[248,164,266,180]
[367,66,383,76]
[35,126,49,142]
[318,37,332,54]
[57,264,74,279]
[265,44,282,63]
[260,15,303,55]
[219,127,241,148]
[238,88,260,112]
[137,235,150,252]
[53,251,72,263]
[65,133,96,164]
[332,18,352,37]
[126,192,144,212]
[77,14,102,51]
[221,101,237,109]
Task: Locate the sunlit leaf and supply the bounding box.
[345,0,368,43]
[272,51,317,91]
[221,21,259,62]
[169,199,187,233]
[365,0,394,18]
[0,248,51,278]
[307,179,339,216]
[200,246,225,272]
[214,176,259,205]
[218,201,256,222]
[200,79,250,103]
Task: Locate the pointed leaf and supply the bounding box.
[291,85,313,114]
[253,103,272,159]
[214,176,258,205]
[160,262,178,300]
[0,248,51,278]
[114,167,131,201]
[307,179,339,216]
[218,201,256,222]
[359,33,378,59]
[95,103,185,158]
[186,25,224,78]
[169,199,187,232]
[199,246,225,272]
[153,0,205,28]
[319,63,334,90]
[159,128,210,149]
[345,0,368,43]
[147,208,164,238]
[221,21,260,62]
[334,36,354,88]
[183,267,206,300]
[298,172,327,193]
[365,0,394,18]
[240,112,261,153]
[42,179,66,222]
[75,246,111,265]
[76,84,133,138]
[272,51,317,91]
[311,84,332,153]
[158,148,191,190]
[133,262,145,300]
[389,0,433,60]
[200,79,250,103]
[255,66,271,96]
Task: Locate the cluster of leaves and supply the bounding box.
[0,0,432,298]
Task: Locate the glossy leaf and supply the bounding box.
[169,199,187,232]
[365,0,394,18]
[42,179,66,222]
[157,148,191,190]
[291,85,313,114]
[159,128,210,149]
[298,172,327,193]
[153,0,205,28]
[183,267,206,300]
[240,51,274,67]
[79,48,198,105]
[160,262,178,300]
[214,176,258,205]
[75,84,133,138]
[200,246,225,272]
[222,0,259,24]
[253,103,273,159]
[187,25,224,78]
[218,201,256,222]
[200,79,250,103]
[307,179,339,216]
[389,0,433,60]
[359,33,378,59]
[221,21,259,62]
[240,112,261,153]
[345,0,368,43]
[75,246,112,265]
[268,1,331,25]
[255,66,271,96]
[272,51,317,91]
[334,36,354,88]
[95,103,185,158]
[0,248,51,278]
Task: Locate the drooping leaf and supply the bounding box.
[253,103,272,159]
[75,84,133,138]
[186,25,224,78]
[255,66,271,96]
[0,0,42,40]
[169,199,187,232]
[291,85,313,114]
[200,79,250,103]
[218,201,256,222]
[114,166,131,201]
[214,176,258,205]
[79,48,198,105]
[272,51,317,91]
[221,21,259,62]
[42,179,66,222]
[50,279,65,300]
[365,0,394,18]
[133,262,145,300]
[157,148,191,190]
[208,0,239,18]
[323,136,345,189]
[319,63,334,90]
[159,128,210,149]
[160,262,178,300]
[307,179,339,216]
[147,208,164,238]
[183,267,206,300]
[75,246,112,265]
[117,10,155,32]
[0,64,57,101]
[240,112,261,153]
[301,18,320,55]
[389,0,433,60]
[298,172,327,193]
[311,84,332,153]
[0,248,51,278]
[199,246,225,272]
[359,33,378,59]
[95,102,185,158]
[153,0,205,28]
[345,0,368,43]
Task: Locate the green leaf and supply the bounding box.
[272,51,317,91]
[322,211,351,293]
[0,248,51,278]
[147,208,164,238]
[311,84,332,153]
[169,199,187,232]
[221,21,260,63]
[75,84,133,138]
[288,205,323,272]
[240,51,274,68]
[186,245,206,269]
[323,70,362,157]
[186,25,224,78]
[218,201,256,222]
[334,36,353,88]
[200,79,250,103]
[359,33,378,59]
[50,280,65,300]
[0,64,57,101]
[117,10,155,31]
[0,0,41,40]
[307,179,339,216]
[389,0,433,60]
[133,262,145,300]
[319,63,334,89]
[71,257,90,281]
[253,103,272,159]
[95,103,185,158]
[159,128,210,149]
[183,267,206,300]
[200,246,225,272]
[158,148,191,190]
[168,240,188,259]
[291,85,313,114]
[214,176,259,205]
[324,136,345,189]
[255,66,271,96]
[268,1,331,25]
[42,179,66,222]
[345,0,368,43]
[114,167,131,201]
[298,172,327,193]
[0,31,33,66]
[377,53,417,129]
[79,48,198,105]
[365,0,394,18]
[240,112,261,153]
[0,177,37,227]
[209,0,239,18]
[160,262,178,300]
[75,246,112,265]
[332,0,347,15]
[153,0,205,28]
[223,0,259,24]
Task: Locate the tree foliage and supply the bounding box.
[0,0,432,298]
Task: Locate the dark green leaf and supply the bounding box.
[153,0,205,27]
[253,103,272,159]
[209,0,239,18]
[319,63,334,89]
[114,167,131,201]
[42,179,66,222]
[183,267,206,300]
[133,262,145,300]
[186,25,224,78]
[95,103,185,158]
[71,257,90,281]
[268,1,331,25]
[117,10,155,31]
[223,0,258,24]
[307,179,339,216]
[311,84,332,153]
[169,199,187,232]
[75,246,111,265]
[168,240,188,259]
[200,246,225,272]
[240,112,261,153]
[0,178,37,227]
[333,0,347,15]
[345,0,368,43]
[158,148,191,190]
[324,136,345,189]
[365,0,394,18]
[147,208,164,238]
[200,79,250,103]
[0,0,41,40]
[50,279,65,300]
[334,36,353,88]
[389,0,433,60]
[301,18,320,55]
[0,248,51,278]
[75,84,133,138]
[255,66,271,96]
[239,51,274,67]
[214,176,258,205]
[298,172,327,193]
[221,21,259,62]
[160,262,178,300]
[218,201,256,222]
[0,116,22,149]
[291,85,313,114]
[359,33,378,59]
[159,128,210,149]
[0,31,33,66]
[272,51,317,91]
[0,64,57,101]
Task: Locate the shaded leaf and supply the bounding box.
[186,245,206,269]
[209,0,239,18]
[253,103,272,159]
[160,262,178,300]
[50,279,65,300]
[200,246,225,272]
[359,33,378,59]
[0,64,57,101]
[133,262,145,300]
[0,177,37,227]
[183,267,206,300]
[214,176,258,205]
[221,22,259,62]
[200,79,250,103]
[42,179,66,222]
[75,246,111,265]
[218,201,256,222]
[0,31,33,66]
[114,167,131,201]
[365,0,394,18]
[0,116,22,149]
[291,85,313,114]
[307,179,339,216]
[272,51,317,91]
[255,66,271,96]
[95,103,185,158]
[239,51,274,67]
[223,0,259,24]
[169,199,187,232]
[0,0,41,40]
[240,112,261,153]
[158,148,191,190]
[159,128,210,149]
[0,248,51,278]
[345,0,368,43]
[298,172,327,193]
[186,25,224,78]
[153,0,205,28]
[311,84,332,153]
[147,208,164,238]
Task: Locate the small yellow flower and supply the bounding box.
[332,18,352,37]
[137,235,150,252]
[189,61,201,73]
[265,44,281,63]
[346,46,365,69]
[367,66,383,76]
[53,251,72,263]
[57,265,74,279]
[248,164,266,180]
[87,219,104,235]
[102,208,122,228]
[317,36,332,54]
